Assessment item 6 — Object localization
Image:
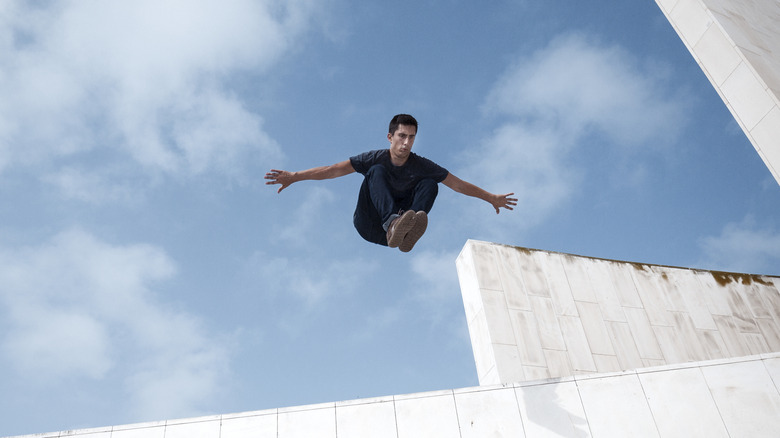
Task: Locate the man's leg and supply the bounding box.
[398,179,438,252]
[408,178,438,213]
[364,165,399,229]
[353,177,390,246]
[353,165,406,246]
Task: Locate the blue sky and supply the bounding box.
[1,0,780,435]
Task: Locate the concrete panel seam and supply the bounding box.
[572,377,596,438]
[765,357,780,396]
[450,391,464,438]
[635,369,664,437]
[509,382,529,438]
[392,395,400,438]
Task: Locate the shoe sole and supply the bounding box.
[400,211,428,252]
[387,211,417,248]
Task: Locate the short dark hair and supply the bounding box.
[389,114,418,135]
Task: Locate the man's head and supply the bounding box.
[387,114,417,165]
[388,114,418,136]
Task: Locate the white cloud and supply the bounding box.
[125,312,230,420]
[409,250,461,309]
[239,247,383,339]
[407,250,469,330]
[697,217,780,275]
[462,33,686,230]
[245,250,380,312]
[43,166,144,204]
[0,229,229,419]
[0,0,322,194]
[485,34,684,148]
[464,123,581,230]
[3,309,112,380]
[274,186,338,247]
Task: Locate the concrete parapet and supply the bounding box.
[9,353,780,437]
[8,239,780,437]
[456,239,780,386]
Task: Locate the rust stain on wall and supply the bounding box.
[711,271,773,287]
[629,262,651,272]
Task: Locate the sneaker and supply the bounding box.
[386,210,417,248]
[399,211,428,252]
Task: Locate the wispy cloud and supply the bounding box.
[0,229,229,419]
[457,33,687,233]
[241,249,380,313]
[409,250,461,311]
[0,0,323,197]
[484,34,685,147]
[463,123,581,231]
[696,216,780,275]
[273,186,339,247]
[42,166,145,204]
[407,250,469,335]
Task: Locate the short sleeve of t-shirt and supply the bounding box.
[411,154,449,183]
[349,149,388,175]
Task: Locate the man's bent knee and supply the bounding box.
[410,178,439,213]
[417,178,438,194]
[366,164,388,179]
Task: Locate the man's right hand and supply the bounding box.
[264,169,296,193]
[265,161,355,193]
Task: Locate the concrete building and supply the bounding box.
[8,240,780,437]
[457,241,780,386]
[7,1,780,437]
[656,0,780,184]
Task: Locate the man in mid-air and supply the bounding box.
[265,114,517,252]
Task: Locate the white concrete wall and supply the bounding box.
[10,353,780,438]
[9,239,780,438]
[655,0,780,184]
[456,240,780,386]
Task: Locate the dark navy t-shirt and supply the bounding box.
[350,149,449,197]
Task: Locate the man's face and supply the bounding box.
[388,124,417,164]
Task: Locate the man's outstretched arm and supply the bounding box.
[442,173,517,214]
[265,160,355,193]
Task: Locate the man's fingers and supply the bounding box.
[265,169,284,180]
[265,169,288,190]
[499,205,514,211]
